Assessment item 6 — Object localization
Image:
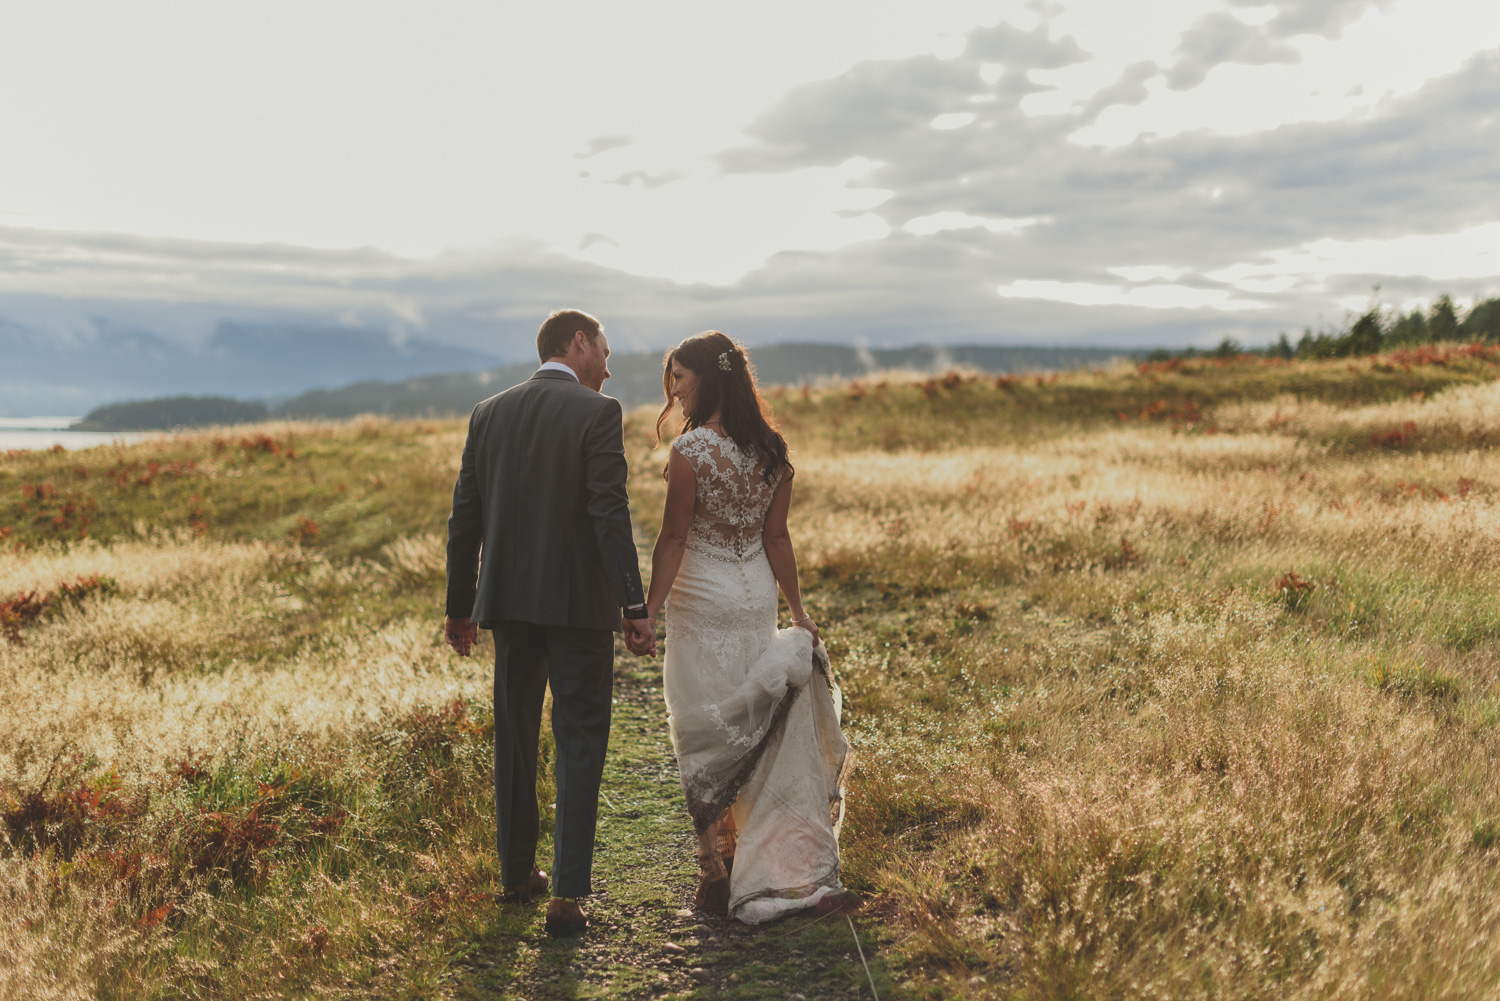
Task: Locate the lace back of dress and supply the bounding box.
[673,428,779,561]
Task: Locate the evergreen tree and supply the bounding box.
[1386,309,1427,347]
[1430,295,1460,341]
[1346,310,1383,356]
[1460,297,1500,343]
[1212,336,1242,358]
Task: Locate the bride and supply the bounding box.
[643,331,859,924]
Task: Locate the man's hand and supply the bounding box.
[444,616,478,657]
[623,618,657,658]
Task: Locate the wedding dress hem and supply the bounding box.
[732,878,840,925]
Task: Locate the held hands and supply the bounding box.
[623,616,657,657]
[444,616,478,657]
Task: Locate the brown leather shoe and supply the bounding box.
[498,870,548,904]
[544,897,589,936]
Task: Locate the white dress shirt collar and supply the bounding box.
[537,360,579,381]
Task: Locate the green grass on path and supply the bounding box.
[449,656,891,1001]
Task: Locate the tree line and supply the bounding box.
[1152,293,1500,362]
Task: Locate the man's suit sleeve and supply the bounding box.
[445,409,485,618]
[582,397,646,609]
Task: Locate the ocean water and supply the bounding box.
[0,421,156,452]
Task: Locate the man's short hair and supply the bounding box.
[537,309,602,362]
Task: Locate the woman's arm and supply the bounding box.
[762,472,816,643]
[646,447,696,621]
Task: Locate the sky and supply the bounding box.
[2,0,1499,366]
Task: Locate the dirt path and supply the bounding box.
[449,659,889,1000]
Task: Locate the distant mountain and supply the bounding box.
[275,343,1135,418]
[0,317,503,416]
[72,396,269,431]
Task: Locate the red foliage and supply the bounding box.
[291,516,320,545]
[173,751,211,785]
[188,494,208,537]
[241,433,283,455]
[1371,421,1420,449]
[0,574,116,645]
[2,766,143,859]
[187,806,283,881]
[106,458,197,491]
[1133,398,1204,428]
[0,590,48,643]
[137,902,173,930]
[1274,571,1315,595]
[292,924,331,957]
[1273,571,1316,611]
[1387,343,1500,369]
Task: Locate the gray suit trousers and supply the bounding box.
[492,620,613,898]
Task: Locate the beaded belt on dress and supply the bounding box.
[686,540,766,564]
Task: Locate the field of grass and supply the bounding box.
[4,348,1500,999]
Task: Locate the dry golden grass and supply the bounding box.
[3,351,1500,998]
[769,367,1500,998]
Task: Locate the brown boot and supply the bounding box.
[497,869,549,904]
[544,897,589,936]
[694,853,730,915]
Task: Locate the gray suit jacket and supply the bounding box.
[446,370,645,632]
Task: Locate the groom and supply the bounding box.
[444,308,656,936]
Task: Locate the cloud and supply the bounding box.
[577,134,632,158]
[904,212,1043,236]
[606,170,682,188]
[1164,0,1392,90]
[710,20,1500,342]
[719,23,1089,175]
[578,232,618,251]
[1109,265,1189,282]
[1208,221,1500,286]
[997,279,1266,311]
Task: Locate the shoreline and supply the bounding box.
[0,428,157,451]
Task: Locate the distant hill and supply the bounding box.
[1,316,502,417]
[73,396,270,431]
[275,343,1135,418]
[59,344,1137,429]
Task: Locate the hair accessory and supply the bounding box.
[717,350,733,372]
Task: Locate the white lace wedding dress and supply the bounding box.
[663,426,854,924]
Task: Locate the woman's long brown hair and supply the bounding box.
[655,331,791,485]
